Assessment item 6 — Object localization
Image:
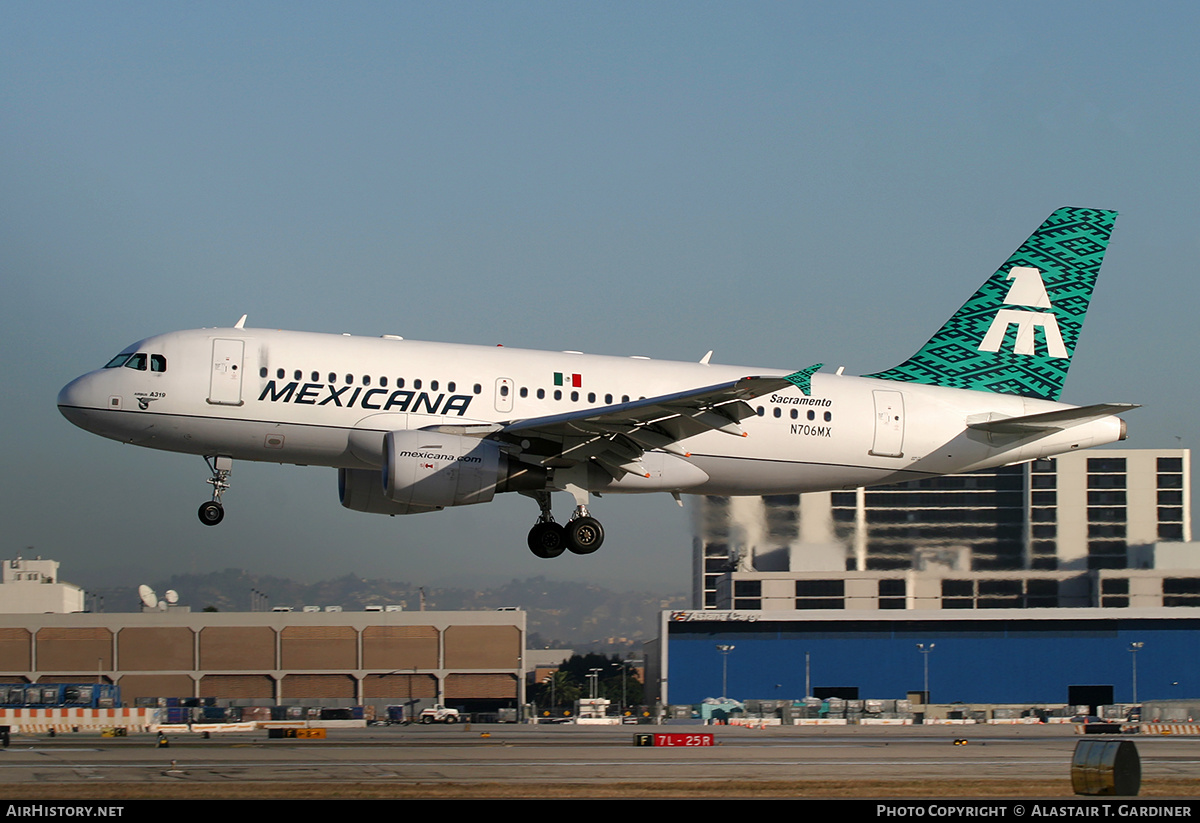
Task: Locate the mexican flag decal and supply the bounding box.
[554,372,582,388]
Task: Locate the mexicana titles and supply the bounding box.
[257,380,474,416]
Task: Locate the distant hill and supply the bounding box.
[87,570,688,653]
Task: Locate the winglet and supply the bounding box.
[782,364,824,397]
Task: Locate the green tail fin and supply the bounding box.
[864,207,1118,401]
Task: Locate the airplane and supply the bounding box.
[58,207,1137,559]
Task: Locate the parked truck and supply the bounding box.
[419,705,461,724]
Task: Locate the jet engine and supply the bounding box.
[339,430,547,515]
[382,430,504,509]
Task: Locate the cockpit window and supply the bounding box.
[150,354,167,373]
[124,353,148,371]
[104,353,133,369]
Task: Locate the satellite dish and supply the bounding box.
[165,590,179,604]
[138,585,157,610]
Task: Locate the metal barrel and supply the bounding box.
[1071,739,1141,796]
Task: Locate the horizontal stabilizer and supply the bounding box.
[967,403,1139,435]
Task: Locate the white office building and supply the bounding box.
[692,449,1196,611]
[0,557,86,614]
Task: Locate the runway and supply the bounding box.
[1,724,1198,798]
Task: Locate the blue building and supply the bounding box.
[654,609,1200,707]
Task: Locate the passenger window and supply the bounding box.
[150,355,167,373]
[537,388,545,400]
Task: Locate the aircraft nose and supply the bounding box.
[58,374,87,411]
[57,373,102,429]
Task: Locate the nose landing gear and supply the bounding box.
[198,456,232,526]
[197,500,224,525]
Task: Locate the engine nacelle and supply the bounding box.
[339,468,441,515]
[379,430,547,511]
[383,430,500,509]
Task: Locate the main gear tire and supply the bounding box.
[566,517,604,555]
[528,522,567,558]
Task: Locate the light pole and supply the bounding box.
[588,668,603,700]
[611,660,627,714]
[1129,642,1144,704]
[917,643,935,704]
[620,662,627,713]
[716,644,736,699]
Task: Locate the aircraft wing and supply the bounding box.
[432,366,822,479]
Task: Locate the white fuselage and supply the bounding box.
[57,327,1126,499]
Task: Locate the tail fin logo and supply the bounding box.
[977,266,1067,358]
[862,207,1116,401]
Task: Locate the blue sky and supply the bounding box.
[3,2,1198,592]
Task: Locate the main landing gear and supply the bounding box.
[525,491,605,559]
[197,456,232,526]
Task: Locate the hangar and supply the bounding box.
[0,608,524,714]
[650,607,1200,707]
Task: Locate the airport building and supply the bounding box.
[0,608,524,714]
[646,448,1200,709]
[0,557,85,614]
[649,607,1200,708]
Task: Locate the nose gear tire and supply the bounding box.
[198,501,225,526]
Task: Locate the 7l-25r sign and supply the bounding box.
[633,733,714,747]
